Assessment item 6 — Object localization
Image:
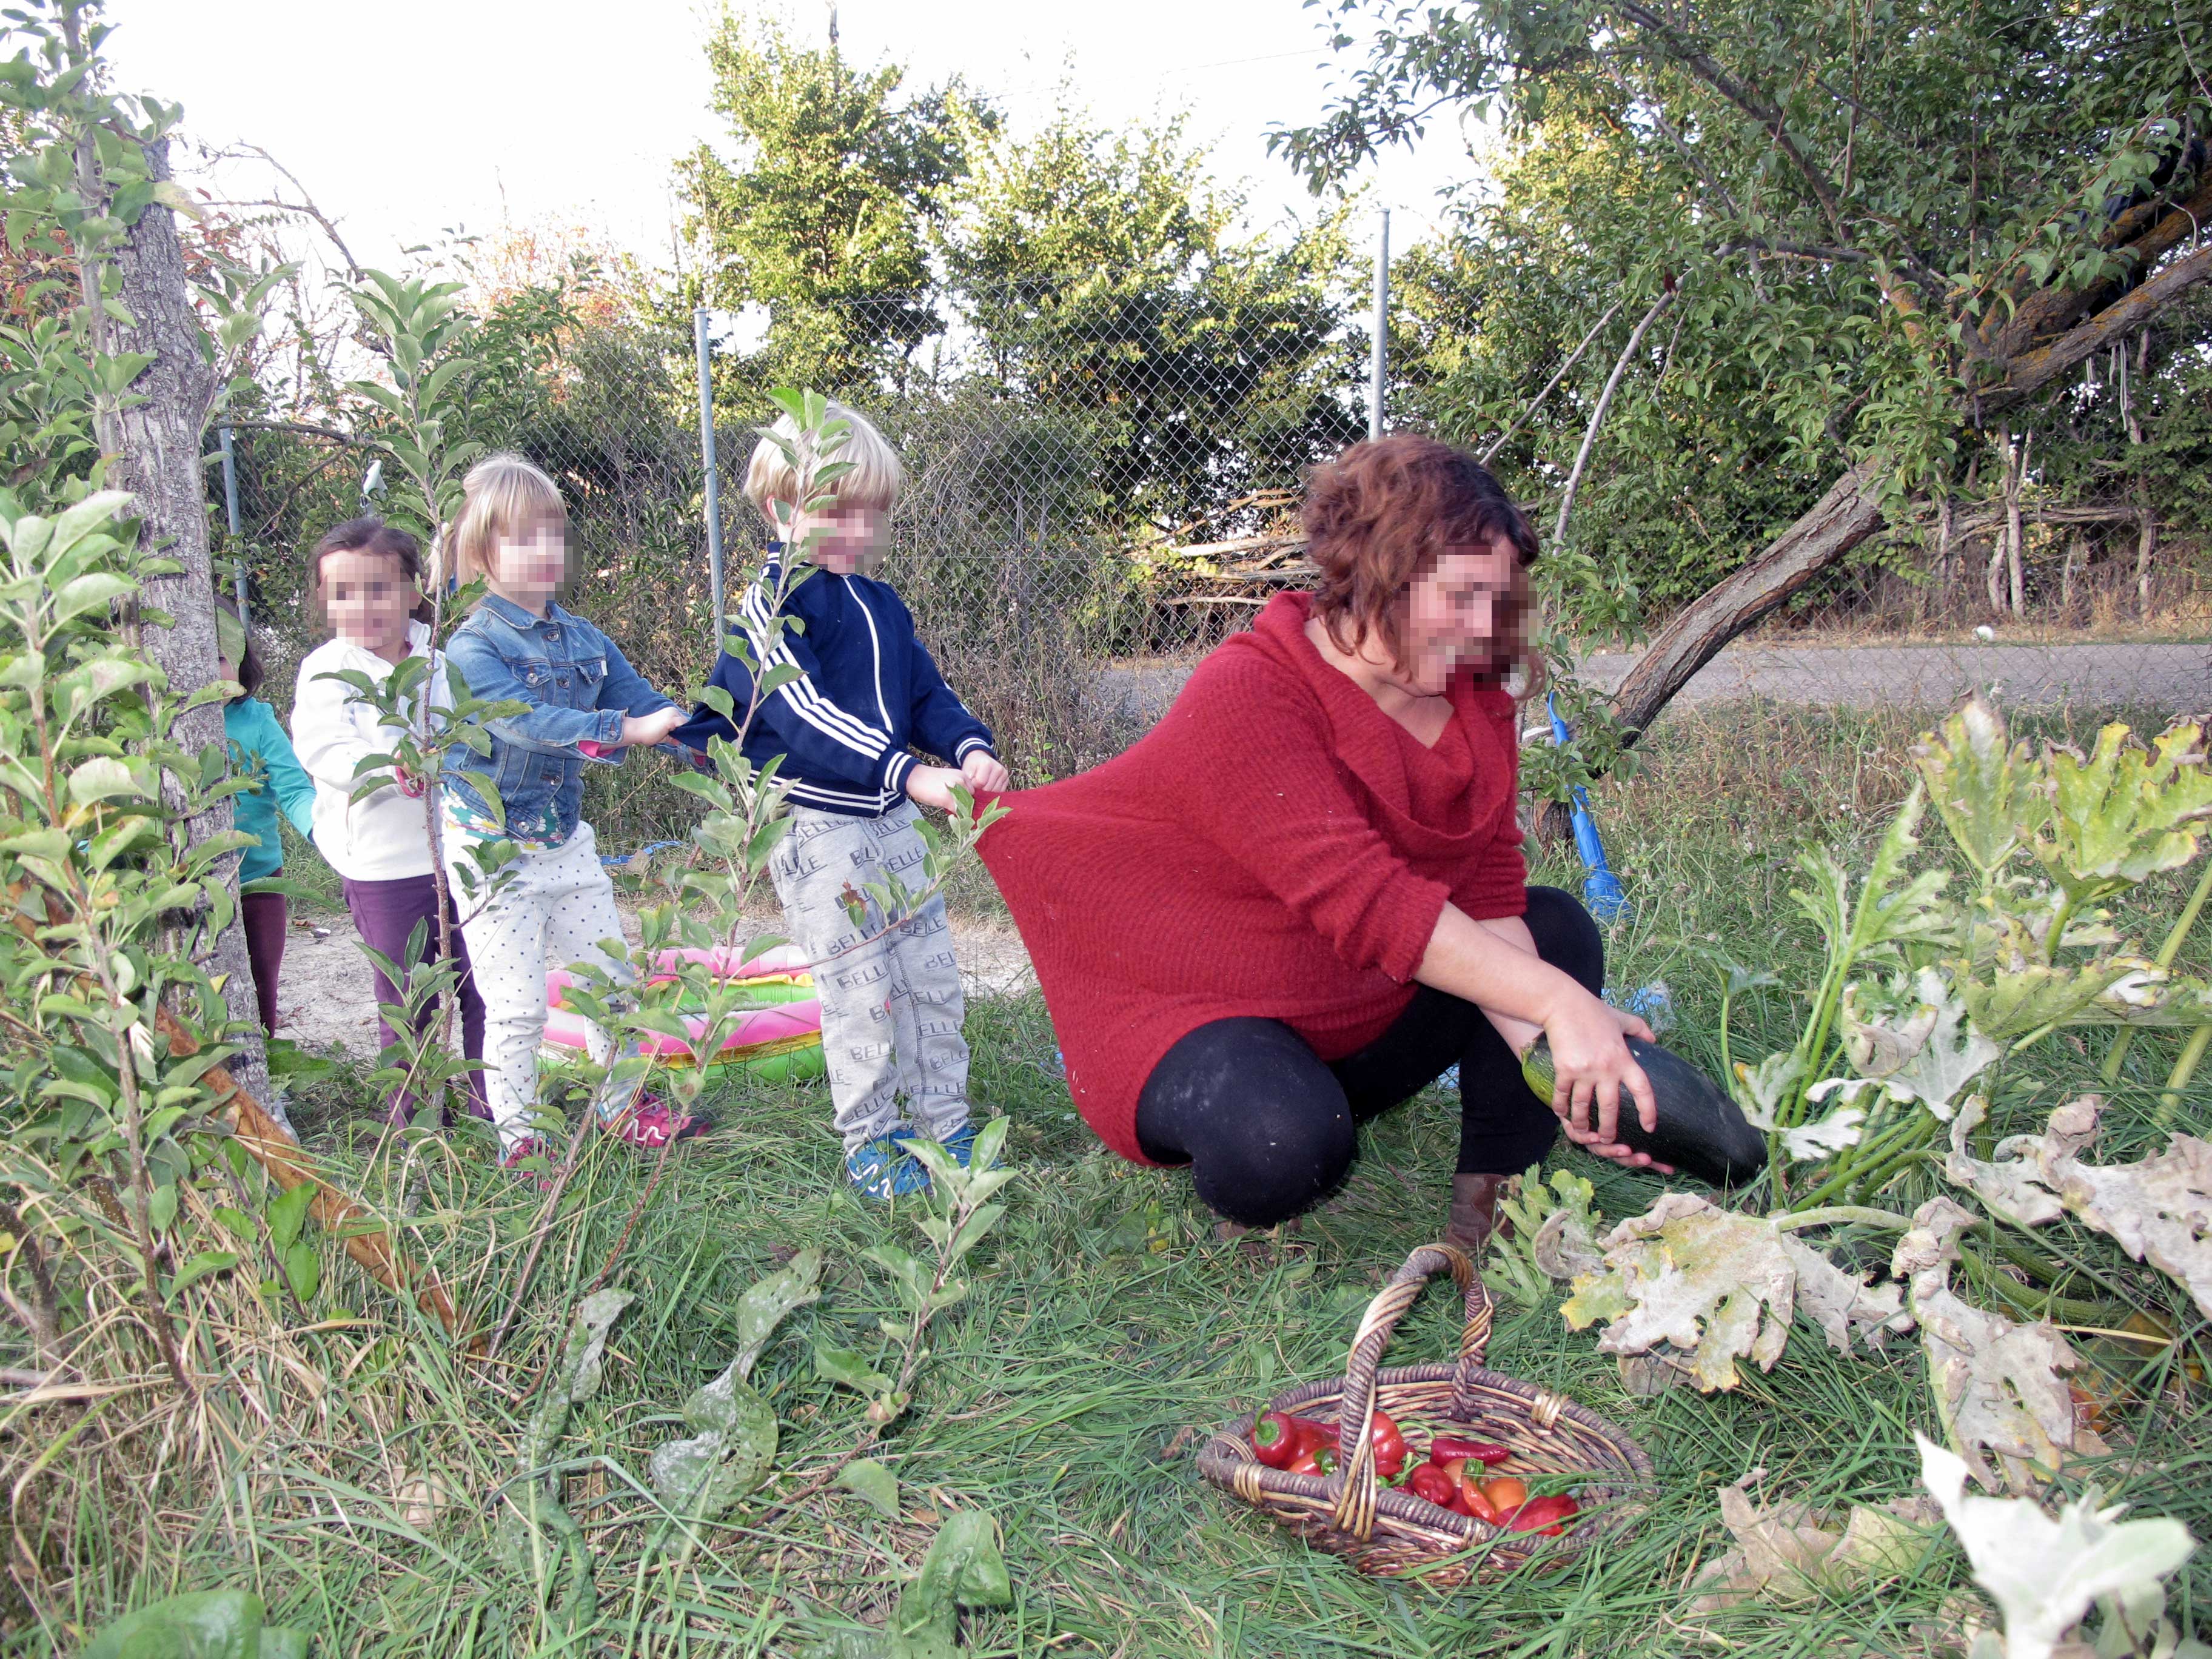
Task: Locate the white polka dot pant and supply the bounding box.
[446,819,638,1148]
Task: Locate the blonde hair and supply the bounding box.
[449,452,568,587]
[744,401,905,531]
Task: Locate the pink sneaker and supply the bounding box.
[600,1096,709,1150]
[500,1134,555,1191]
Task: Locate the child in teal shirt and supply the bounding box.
[218,601,315,1034]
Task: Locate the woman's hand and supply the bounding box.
[1535,988,1667,1168]
[620,707,685,748]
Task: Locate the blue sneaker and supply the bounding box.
[846,1137,930,1199]
[941,1122,979,1169]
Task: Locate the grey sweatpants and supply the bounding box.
[769,802,972,1150]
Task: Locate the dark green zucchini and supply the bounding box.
[1521,1036,1767,1187]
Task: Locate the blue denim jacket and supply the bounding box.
[441,594,674,845]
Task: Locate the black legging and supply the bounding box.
[1133,885,1603,1227]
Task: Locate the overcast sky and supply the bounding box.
[106,0,1484,276]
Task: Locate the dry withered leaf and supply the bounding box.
[1686,1481,1937,1614]
[1561,1194,1906,1392]
[1893,1199,2105,1492]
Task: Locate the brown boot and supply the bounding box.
[1444,1173,1512,1253]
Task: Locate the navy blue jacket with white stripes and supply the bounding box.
[669,555,996,817]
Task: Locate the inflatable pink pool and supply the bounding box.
[544,944,823,1071]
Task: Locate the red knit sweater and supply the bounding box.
[978,591,1528,1164]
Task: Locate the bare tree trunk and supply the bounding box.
[100,139,272,1111]
[2134,509,2159,618]
[2006,432,2030,615]
[1610,460,1888,738]
[2060,531,2086,617]
[1926,496,1954,624]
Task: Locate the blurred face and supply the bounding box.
[488,519,570,613]
[791,501,886,576]
[1400,537,1522,695]
[320,549,416,660]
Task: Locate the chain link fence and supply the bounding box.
[209,261,2210,857]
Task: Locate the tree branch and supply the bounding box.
[1479,298,1626,465]
[1995,242,2212,408]
[1991,174,2212,358]
[1553,291,1674,546]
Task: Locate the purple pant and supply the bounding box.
[343,873,489,1125]
[241,891,287,1034]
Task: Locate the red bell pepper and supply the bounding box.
[1248,1411,1302,1469]
[1369,1409,1407,1467]
[1287,1449,1320,1475]
[1429,1436,1510,1467]
[1504,1493,1579,1536]
[1406,1463,1457,1508]
[1285,1415,1334,1458]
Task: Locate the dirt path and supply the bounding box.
[1098,639,2210,723]
[273,905,1037,1061]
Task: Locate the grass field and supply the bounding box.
[13,702,2211,1657]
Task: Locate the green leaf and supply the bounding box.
[147,1181,178,1232]
[67,754,141,804]
[49,571,133,625]
[863,1242,934,1309]
[165,1250,240,1304]
[832,1458,901,1521]
[85,1588,307,1659]
[264,1179,312,1252]
[814,1341,893,1395]
[1911,697,2045,876]
[282,1239,319,1302]
[731,1247,822,1379]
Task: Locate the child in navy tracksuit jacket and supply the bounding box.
[672,401,1009,1198]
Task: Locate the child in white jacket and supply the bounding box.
[290,517,487,1125]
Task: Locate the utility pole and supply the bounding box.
[1368,207,1390,441]
[694,308,726,652]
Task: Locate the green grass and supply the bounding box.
[8,701,2210,1656]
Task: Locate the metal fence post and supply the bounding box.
[217,423,248,625]
[1368,208,1390,442]
[693,308,726,654]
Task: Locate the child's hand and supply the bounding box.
[960,751,1011,794]
[902,765,966,812]
[620,708,685,748]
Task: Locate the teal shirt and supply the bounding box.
[223,698,317,884]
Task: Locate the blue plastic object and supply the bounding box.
[1546,691,1626,923]
[600,839,689,869]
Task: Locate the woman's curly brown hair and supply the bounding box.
[1301,435,1540,690]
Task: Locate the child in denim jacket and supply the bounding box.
[441,452,700,1177]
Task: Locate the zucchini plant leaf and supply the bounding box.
[1560,1195,1907,1391]
[1917,1434,2197,1659]
[1834,967,2001,1119]
[2035,720,2212,905]
[1892,1199,2102,1492]
[1911,695,2046,877]
[1952,1096,2212,1322]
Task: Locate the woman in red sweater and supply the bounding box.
[978,436,1666,1245]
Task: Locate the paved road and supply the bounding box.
[1097,640,2210,724]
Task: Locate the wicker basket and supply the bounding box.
[1196,1242,1653,1585]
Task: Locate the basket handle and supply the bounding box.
[1327,1242,1492,1540]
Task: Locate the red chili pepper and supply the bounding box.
[1406,1463,1458,1508]
[1248,1411,1302,1469]
[1430,1436,1510,1467]
[1282,1415,1333,1458]
[1287,1449,1320,1475]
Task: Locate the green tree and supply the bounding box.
[677,17,988,389]
[943,99,1364,537]
[1287,0,2212,738]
